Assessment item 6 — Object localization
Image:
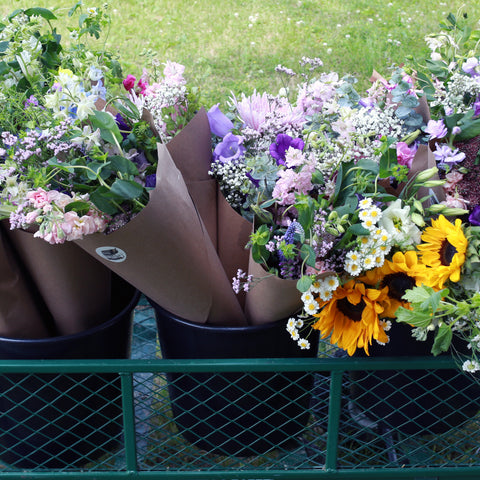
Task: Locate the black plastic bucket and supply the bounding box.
[350,322,480,435]
[0,278,139,468]
[151,300,320,456]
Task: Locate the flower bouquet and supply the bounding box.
[208,38,480,370]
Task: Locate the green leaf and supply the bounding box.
[297,275,312,293]
[395,307,433,328]
[0,41,8,54]
[24,7,57,20]
[431,325,453,356]
[64,200,92,216]
[347,223,370,237]
[110,179,145,200]
[89,186,122,215]
[300,244,317,268]
[109,156,139,176]
[85,161,111,180]
[89,110,123,145]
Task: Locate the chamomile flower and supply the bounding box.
[462,359,480,373]
[297,338,311,349]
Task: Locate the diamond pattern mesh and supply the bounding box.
[0,294,479,477]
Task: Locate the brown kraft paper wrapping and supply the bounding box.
[245,252,303,326]
[76,144,247,326]
[6,226,112,336]
[0,222,50,338]
[166,107,252,307]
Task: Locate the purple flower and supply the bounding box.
[396,141,417,169]
[246,170,260,188]
[24,95,39,108]
[269,133,304,166]
[207,103,234,137]
[424,119,448,140]
[433,144,466,166]
[474,97,480,117]
[469,205,480,226]
[115,113,130,139]
[213,132,246,163]
[462,57,479,76]
[145,174,156,188]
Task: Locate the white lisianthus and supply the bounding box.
[378,199,421,248]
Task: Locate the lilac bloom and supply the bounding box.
[207,103,234,137]
[469,205,480,226]
[269,133,304,166]
[213,132,246,163]
[424,119,448,140]
[433,144,466,166]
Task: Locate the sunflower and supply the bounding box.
[312,279,390,356]
[359,250,435,315]
[416,215,468,289]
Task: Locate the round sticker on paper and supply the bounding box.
[95,246,127,263]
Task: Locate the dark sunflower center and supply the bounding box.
[381,273,415,301]
[337,297,366,322]
[439,239,457,266]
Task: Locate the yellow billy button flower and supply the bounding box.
[416,215,468,288]
[312,280,390,356]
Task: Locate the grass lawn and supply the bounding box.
[2,0,480,105]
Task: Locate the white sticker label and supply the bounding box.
[95,246,127,263]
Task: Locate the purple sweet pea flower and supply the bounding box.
[469,205,480,226]
[269,133,305,166]
[207,103,234,138]
[424,119,448,140]
[213,132,246,163]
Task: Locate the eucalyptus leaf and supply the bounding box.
[64,200,92,216]
[297,275,312,293]
[89,110,123,145]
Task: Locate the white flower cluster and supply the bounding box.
[434,72,480,113]
[0,14,43,88]
[286,317,310,349]
[44,69,98,122]
[344,198,392,276]
[209,160,250,210]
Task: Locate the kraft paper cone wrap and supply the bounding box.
[76,144,247,326]
[0,222,50,338]
[166,108,253,308]
[6,227,112,336]
[167,107,218,249]
[245,253,303,325]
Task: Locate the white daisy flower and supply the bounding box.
[297,338,311,350]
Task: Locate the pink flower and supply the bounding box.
[163,61,186,85]
[123,74,136,92]
[27,188,50,208]
[441,194,468,209]
[396,142,417,169]
[444,170,464,193]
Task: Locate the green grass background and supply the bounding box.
[2,0,480,106]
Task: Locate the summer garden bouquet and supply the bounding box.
[208,28,480,371]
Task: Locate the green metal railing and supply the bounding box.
[0,302,479,479]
